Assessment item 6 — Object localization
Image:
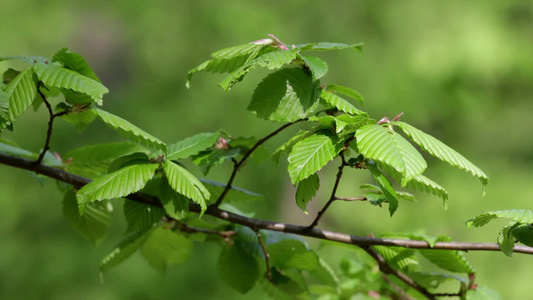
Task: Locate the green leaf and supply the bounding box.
[63,189,111,246]
[272,129,316,164]
[295,173,319,214]
[498,225,515,257]
[163,160,210,214]
[405,174,449,206]
[296,42,364,52]
[77,163,158,214]
[60,108,97,132]
[288,132,342,185]
[326,84,364,105]
[64,142,146,178]
[100,228,152,273]
[202,179,263,205]
[186,43,266,88]
[466,209,533,228]
[52,48,101,82]
[0,141,37,159]
[217,243,259,294]
[93,108,166,151]
[320,89,362,115]
[33,63,108,105]
[167,132,220,160]
[140,226,193,273]
[418,236,474,273]
[512,224,533,247]
[356,124,427,185]
[395,121,488,191]
[192,148,240,175]
[5,67,37,122]
[466,286,503,300]
[160,178,190,220]
[248,68,320,123]
[299,54,328,81]
[107,152,150,173]
[123,200,165,234]
[229,136,270,164]
[366,161,399,216]
[309,257,339,287]
[211,43,266,59]
[373,246,418,270]
[268,239,319,271]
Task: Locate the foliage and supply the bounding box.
[0,36,520,300]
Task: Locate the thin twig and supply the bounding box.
[213,119,305,207]
[380,273,417,300]
[363,246,436,300]
[308,151,347,229]
[34,85,67,167]
[178,222,236,239]
[334,196,367,201]
[2,152,533,255]
[254,229,273,283]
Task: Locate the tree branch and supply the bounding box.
[308,151,347,229]
[2,152,533,256]
[213,119,305,207]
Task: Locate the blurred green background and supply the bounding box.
[1,0,532,299]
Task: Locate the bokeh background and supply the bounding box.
[1,0,532,299]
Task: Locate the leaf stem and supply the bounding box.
[307,151,347,229]
[254,229,273,283]
[213,119,305,207]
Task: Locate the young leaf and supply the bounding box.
[5,67,37,122]
[217,243,259,294]
[295,173,319,214]
[162,160,210,214]
[140,226,193,273]
[211,42,265,59]
[320,89,362,115]
[299,54,328,81]
[167,132,220,160]
[63,189,111,246]
[296,42,363,52]
[366,161,399,216]
[77,163,158,214]
[248,68,320,123]
[93,108,166,151]
[33,63,108,105]
[52,48,101,82]
[64,142,146,178]
[466,209,533,228]
[287,132,342,185]
[356,124,427,186]
[100,228,153,273]
[160,178,190,220]
[395,121,488,190]
[123,200,165,234]
[466,286,503,300]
